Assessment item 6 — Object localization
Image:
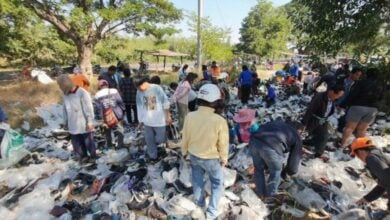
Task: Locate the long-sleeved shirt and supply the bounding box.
[363,149,390,202]
[182,106,229,162]
[99,72,117,89]
[302,92,335,132]
[267,86,276,100]
[62,87,94,134]
[174,81,191,104]
[95,88,125,121]
[289,64,299,77]
[239,70,253,86]
[335,78,354,107]
[249,121,302,175]
[136,84,170,127]
[0,106,7,122]
[120,77,137,104]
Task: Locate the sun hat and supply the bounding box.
[351,137,375,156]
[233,108,256,123]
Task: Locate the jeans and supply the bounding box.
[144,125,166,159]
[190,154,223,219]
[104,121,124,148]
[249,144,283,197]
[70,132,96,159]
[177,102,188,131]
[125,104,138,124]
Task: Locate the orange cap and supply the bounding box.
[351,137,375,156]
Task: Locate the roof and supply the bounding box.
[146,49,188,57]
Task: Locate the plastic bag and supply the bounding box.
[0,124,29,169]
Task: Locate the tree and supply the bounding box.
[187,13,234,63]
[19,0,181,74]
[238,0,291,58]
[0,0,76,66]
[288,0,389,55]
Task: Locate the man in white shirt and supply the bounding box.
[135,76,172,161]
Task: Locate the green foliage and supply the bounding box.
[238,0,291,57]
[288,0,389,55]
[187,12,234,62]
[0,0,76,66]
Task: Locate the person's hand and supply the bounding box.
[137,123,144,130]
[87,123,94,132]
[356,198,368,205]
[220,159,227,167]
[166,115,172,125]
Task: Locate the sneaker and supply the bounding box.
[147,205,167,219]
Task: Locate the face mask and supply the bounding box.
[249,123,259,133]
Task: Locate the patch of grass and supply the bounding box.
[0,81,61,131]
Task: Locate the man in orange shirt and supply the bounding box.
[70,66,90,91]
[210,61,221,79]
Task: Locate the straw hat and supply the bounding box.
[233,108,256,123]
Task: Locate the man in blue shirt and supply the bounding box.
[265,83,276,107]
[249,121,303,197]
[289,62,299,78]
[238,65,253,104]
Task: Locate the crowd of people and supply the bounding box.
[0,58,388,219]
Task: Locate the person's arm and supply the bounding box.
[363,185,386,202]
[62,101,68,128]
[302,94,320,126]
[80,91,95,131]
[286,134,302,175]
[217,120,229,166]
[366,155,390,188]
[114,92,125,111]
[136,92,144,125]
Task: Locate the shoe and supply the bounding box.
[91,178,106,195]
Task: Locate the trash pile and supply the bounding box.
[0,84,389,220]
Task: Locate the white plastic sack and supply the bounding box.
[0,124,29,169]
[31,69,54,84]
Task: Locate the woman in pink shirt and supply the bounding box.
[174,73,198,131]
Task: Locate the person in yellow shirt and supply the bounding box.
[182,83,229,220]
[70,67,90,91]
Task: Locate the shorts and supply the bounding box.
[346,106,378,124]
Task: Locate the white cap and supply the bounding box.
[197,84,221,102]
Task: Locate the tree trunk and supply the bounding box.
[76,42,94,79]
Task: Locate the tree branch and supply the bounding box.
[23,0,80,41]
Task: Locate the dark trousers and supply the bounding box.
[241,85,252,104]
[310,123,330,156]
[104,121,124,148]
[266,98,275,108]
[125,104,138,123]
[70,132,96,159]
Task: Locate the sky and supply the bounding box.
[169,0,291,43]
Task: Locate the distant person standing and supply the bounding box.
[0,106,7,123]
[289,62,299,78]
[202,65,211,81]
[179,64,189,82]
[174,73,198,131]
[99,65,118,89]
[20,63,31,81]
[238,65,253,104]
[136,76,171,161]
[70,66,90,91]
[57,75,96,163]
[210,61,221,80]
[120,68,138,124]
